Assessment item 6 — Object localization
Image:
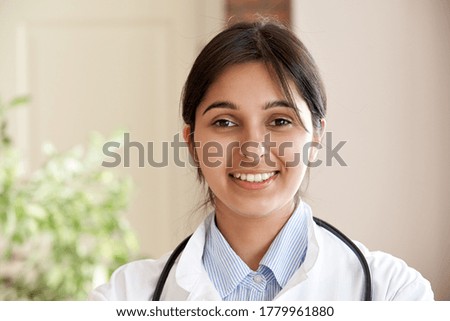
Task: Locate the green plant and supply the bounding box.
[0,96,138,300]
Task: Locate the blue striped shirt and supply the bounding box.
[202,203,308,301]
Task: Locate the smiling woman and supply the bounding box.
[188,62,320,266]
[89,18,434,301]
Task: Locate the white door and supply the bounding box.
[0,0,224,257]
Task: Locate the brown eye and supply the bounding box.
[213,119,236,127]
[269,118,292,127]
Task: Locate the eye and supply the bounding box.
[269,118,292,127]
[213,119,236,127]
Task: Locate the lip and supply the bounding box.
[229,171,279,190]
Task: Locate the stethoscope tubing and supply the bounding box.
[152,217,372,301]
[312,217,372,301]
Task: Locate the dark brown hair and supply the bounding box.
[182,18,327,204]
[183,19,326,131]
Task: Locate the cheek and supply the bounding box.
[194,132,230,172]
[272,133,313,167]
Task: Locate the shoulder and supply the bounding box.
[355,242,434,301]
[89,217,211,301]
[88,253,170,301]
[310,220,433,300]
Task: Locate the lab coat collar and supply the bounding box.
[273,201,320,300]
[175,202,320,301]
[176,214,222,300]
[260,203,309,288]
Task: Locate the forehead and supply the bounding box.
[197,61,310,115]
[206,62,282,97]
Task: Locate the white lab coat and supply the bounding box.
[89,210,434,301]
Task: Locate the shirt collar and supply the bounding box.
[202,201,309,297]
[203,217,252,297]
[260,202,308,288]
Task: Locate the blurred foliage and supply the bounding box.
[0,96,138,300]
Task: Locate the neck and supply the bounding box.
[214,201,296,271]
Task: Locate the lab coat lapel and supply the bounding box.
[274,208,321,300]
[175,214,221,300]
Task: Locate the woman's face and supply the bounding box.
[186,61,323,220]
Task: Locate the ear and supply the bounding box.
[183,125,196,161]
[183,125,191,145]
[309,118,326,163]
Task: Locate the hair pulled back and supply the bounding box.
[182,19,327,133]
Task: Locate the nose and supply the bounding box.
[240,141,266,159]
[240,128,267,159]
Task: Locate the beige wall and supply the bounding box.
[293,0,450,300]
[0,0,223,262]
[2,0,448,300]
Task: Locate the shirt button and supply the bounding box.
[253,274,264,284]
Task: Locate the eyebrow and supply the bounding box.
[264,100,294,110]
[202,101,237,115]
[202,100,295,115]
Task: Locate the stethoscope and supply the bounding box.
[151,217,372,301]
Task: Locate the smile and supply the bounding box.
[231,171,277,183]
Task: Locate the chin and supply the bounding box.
[226,198,293,219]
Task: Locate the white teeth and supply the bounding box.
[232,172,276,183]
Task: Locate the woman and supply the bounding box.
[89,19,433,301]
